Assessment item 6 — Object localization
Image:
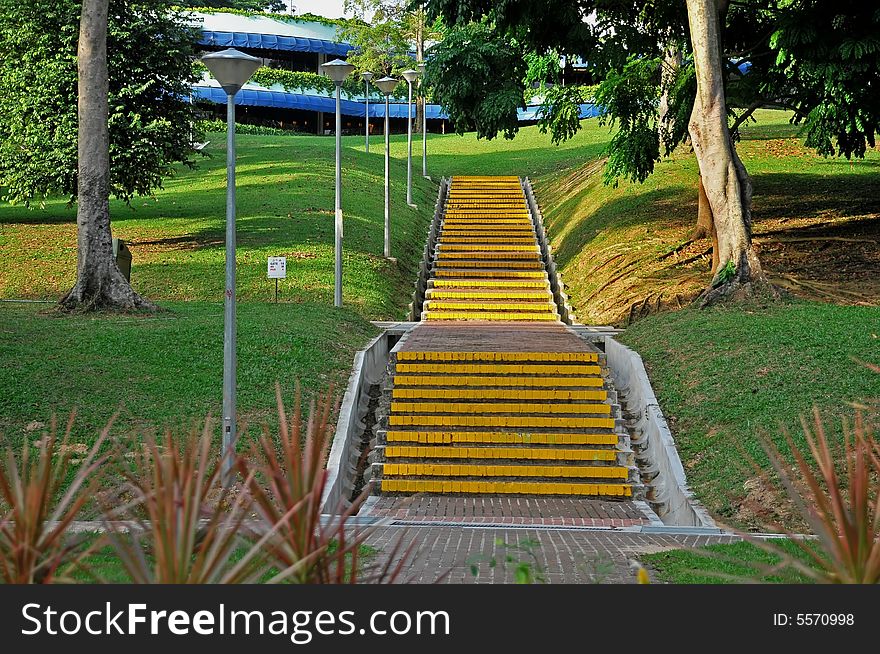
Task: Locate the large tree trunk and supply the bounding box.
[60,0,155,312]
[685,0,766,304]
[695,176,720,273]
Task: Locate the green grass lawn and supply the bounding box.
[642,540,817,584]
[534,110,880,325]
[0,133,437,318]
[0,301,377,446]
[621,299,880,530]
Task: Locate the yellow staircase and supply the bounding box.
[369,175,637,499]
[376,348,635,497]
[423,176,559,322]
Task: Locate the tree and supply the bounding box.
[0,0,200,205]
[343,0,443,131]
[425,20,526,140]
[425,0,880,301]
[0,0,198,310]
[62,0,155,311]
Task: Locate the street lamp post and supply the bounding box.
[417,62,427,178]
[401,69,420,207]
[200,48,261,487]
[321,58,356,308]
[361,71,373,153]
[374,76,399,259]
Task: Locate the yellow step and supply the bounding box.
[380,479,632,496]
[433,270,548,278]
[395,351,600,363]
[426,289,552,300]
[425,302,555,312]
[390,401,611,415]
[425,312,559,321]
[439,244,537,252]
[392,375,604,387]
[381,463,629,479]
[384,446,617,462]
[395,362,601,375]
[392,388,607,401]
[435,252,541,260]
[389,415,616,429]
[384,431,619,446]
[431,280,549,288]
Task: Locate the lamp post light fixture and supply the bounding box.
[361,71,374,153]
[200,47,261,487]
[374,76,399,259]
[320,58,356,309]
[401,68,420,207]
[417,61,428,178]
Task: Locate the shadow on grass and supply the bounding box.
[550,185,694,268]
[752,172,880,223]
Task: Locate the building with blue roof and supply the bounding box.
[192,11,599,135]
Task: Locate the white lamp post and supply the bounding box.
[200,47,261,487]
[401,68,420,207]
[374,76,399,259]
[320,58,356,308]
[361,71,374,153]
[417,61,428,178]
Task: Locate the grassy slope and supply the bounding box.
[534,110,880,325]
[0,133,436,442]
[0,302,377,446]
[620,300,880,529]
[510,110,880,531]
[641,540,816,584]
[0,133,436,318]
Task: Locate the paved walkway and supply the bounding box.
[364,524,737,584]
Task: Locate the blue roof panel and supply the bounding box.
[192,85,600,123]
[199,30,351,56]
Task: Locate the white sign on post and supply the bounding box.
[267,256,287,279]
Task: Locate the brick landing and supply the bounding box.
[364,526,738,584]
[397,322,596,353]
[362,496,652,528]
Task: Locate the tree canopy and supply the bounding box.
[0,0,200,206]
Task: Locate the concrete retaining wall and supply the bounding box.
[521,177,578,325]
[321,331,396,513]
[602,337,717,528]
[408,178,449,321]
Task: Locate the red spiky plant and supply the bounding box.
[0,413,109,583]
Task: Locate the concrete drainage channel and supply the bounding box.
[322,179,721,534]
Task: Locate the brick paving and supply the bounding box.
[363,496,650,528]
[398,322,597,353]
[363,525,738,584]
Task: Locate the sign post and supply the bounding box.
[267,256,287,303]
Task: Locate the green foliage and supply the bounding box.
[770,1,880,159]
[714,260,737,286]
[536,84,593,146]
[0,0,200,206]
[596,56,662,186]
[197,119,308,135]
[425,20,527,140]
[523,51,561,93]
[190,0,286,11]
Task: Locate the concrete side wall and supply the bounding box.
[408,178,449,320]
[603,337,717,528]
[521,177,579,325]
[321,332,393,513]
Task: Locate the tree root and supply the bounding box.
[59,271,157,314]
